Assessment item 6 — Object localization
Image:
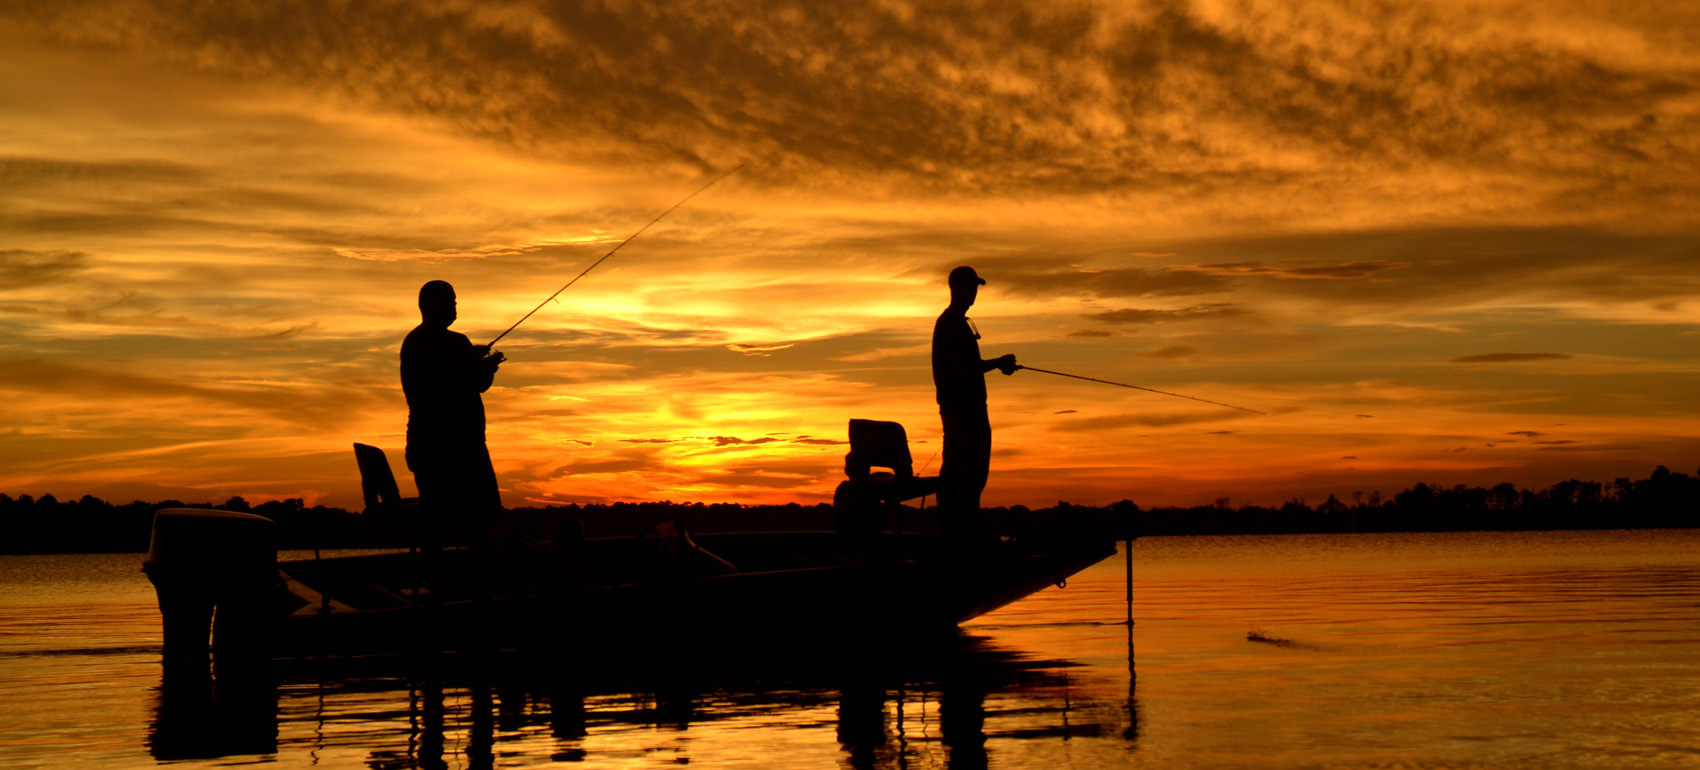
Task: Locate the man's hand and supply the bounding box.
[474,345,506,368]
[996,354,1018,375]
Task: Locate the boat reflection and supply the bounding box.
[147,630,1137,768]
[148,660,278,761]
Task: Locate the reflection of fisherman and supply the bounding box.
[932,266,1017,541]
[402,280,506,560]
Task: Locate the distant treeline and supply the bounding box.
[1119,465,1700,537]
[3,466,1696,554]
[0,495,407,555]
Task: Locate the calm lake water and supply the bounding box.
[2,530,1698,769]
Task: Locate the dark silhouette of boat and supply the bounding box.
[287,528,1111,652]
[141,419,1120,661]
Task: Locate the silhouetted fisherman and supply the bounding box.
[402,280,506,592]
[931,266,1017,542]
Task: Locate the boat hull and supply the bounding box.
[268,531,1116,656]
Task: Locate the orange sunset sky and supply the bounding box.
[3,1,1699,511]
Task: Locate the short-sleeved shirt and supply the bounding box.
[932,308,985,412]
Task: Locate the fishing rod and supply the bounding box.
[486,164,744,347]
[1015,365,1265,415]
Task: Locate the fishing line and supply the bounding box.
[487,164,744,347]
[917,449,940,476]
[1015,365,1265,415]
[916,448,941,510]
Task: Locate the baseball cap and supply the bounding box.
[948,266,986,286]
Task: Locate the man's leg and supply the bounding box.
[409,457,447,606]
[463,442,501,554]
[939,409,990,542]
[937,410,961,521]
[961,410,991,513]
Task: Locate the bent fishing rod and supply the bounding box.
[1014,365,1265,415]
[486,164,744,348]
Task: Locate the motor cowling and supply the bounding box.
[141,508,277,666]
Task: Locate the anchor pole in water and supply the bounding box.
[1125,532,1133,626]
[1013,365,1265,415]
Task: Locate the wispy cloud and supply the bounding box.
[1143,345,1200,359]
[726,343,797,356]
[1184,261,1407,280]
[1451,353,1574,364]
[14,0,1694,211]
[0,249,87,289]
[1087,304,1249,325]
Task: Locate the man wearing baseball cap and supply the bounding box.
[931,266,1018,542]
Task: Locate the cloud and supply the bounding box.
[991,264,1231,299]
[1142,345,1199,359]
[726,343,796,356]
[1054,409,1250,431]
[7,12,1699,346]
[18,0,1690,212]
[1508,431,1546,437]
[0,356,386,430]
[709,436,780,447]
[1183,261,1407,280]
[1087,303,1248,325]
[550,450,669,476]
[0,249,87,289]
[618,434,844,447]
[1002,228,1700,327]
[0,155,207,188]
[1451,353,1574,364]
[244,323,317,341]
[334,245,541,262]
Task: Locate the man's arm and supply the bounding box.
[940,319,1016,377]
[466,346,505,393]
[981,354,1018,375]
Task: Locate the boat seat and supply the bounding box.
[837,419,938,506]
[352,443,421,525]
[845,419,914,479]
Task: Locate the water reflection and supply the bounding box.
[1124,618,1140,744]
[142,631,1135,768]
[148,660,278,761]
[22,532,1700,768]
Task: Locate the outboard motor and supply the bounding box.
[141,509,277,667]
